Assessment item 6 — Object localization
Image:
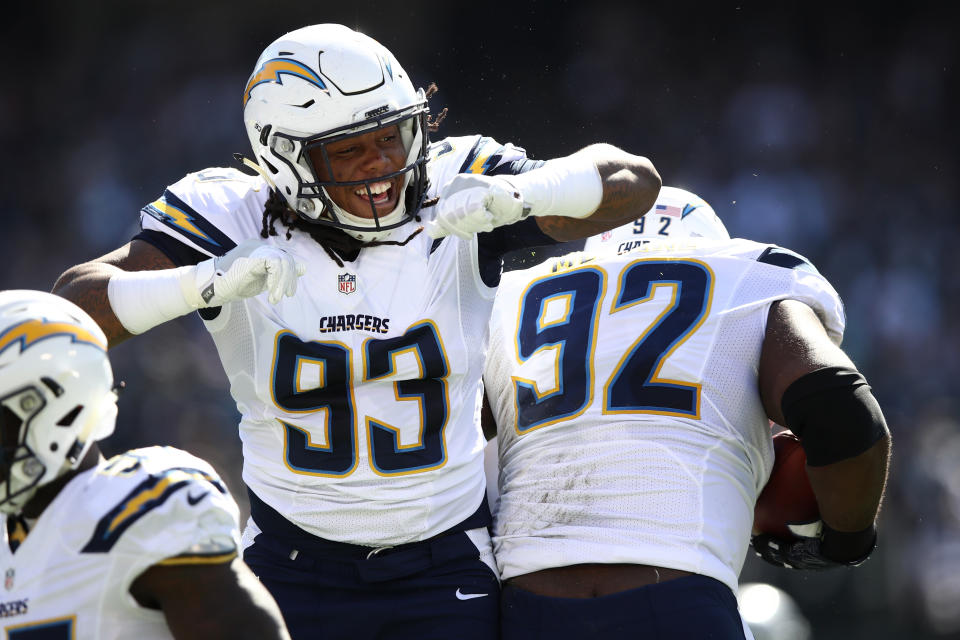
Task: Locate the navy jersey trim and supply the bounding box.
[477,216,556,287]
[757,246,820,275]
[489,157,545,177]
[141,189,237,257]
[133,229,211,267]
[502,239,585,273]
[82,466,227,553]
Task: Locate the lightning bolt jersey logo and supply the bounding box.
[243,58,328,107]
[143,196,213,244]
[0,318,106,357]
[462,137,507,175]
[140,190,235,257]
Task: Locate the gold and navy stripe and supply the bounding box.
[82,467,226,553]
[157,549,237,566]
[6,615,76,638]
[141,190,236,257]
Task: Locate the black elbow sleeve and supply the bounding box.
[780,366,889,467]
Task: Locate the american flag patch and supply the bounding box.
[655,204,683,218]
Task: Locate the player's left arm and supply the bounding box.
[756,299,891,567]
[532,143,661,241]
[426,143,660,242]
[130,557,291,640]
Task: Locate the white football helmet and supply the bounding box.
[243,24,430,241]
[0,290,117,515]
[583,186,730,254]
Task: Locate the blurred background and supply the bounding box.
[2,1,956,637]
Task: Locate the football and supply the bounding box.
[752,430,820,539]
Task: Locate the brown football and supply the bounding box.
[753,430,820,539]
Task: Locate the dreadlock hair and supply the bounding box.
[256,83,446,267]
[259,190,424,267]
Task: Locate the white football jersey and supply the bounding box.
[139,135,535,546]
[0,446,240,640]
[485,237,845,592]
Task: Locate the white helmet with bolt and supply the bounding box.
[0,290,117,514]
[243,24,430,241]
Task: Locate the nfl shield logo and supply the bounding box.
[4,568,13,590]
[338,273,357,295]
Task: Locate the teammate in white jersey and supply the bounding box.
[483,188,891,639]
[0,290,289,640]
[51,24,661,639]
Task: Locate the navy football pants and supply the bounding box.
[245,531,498,639]
[501,574,747,639]
[243,491,498,639]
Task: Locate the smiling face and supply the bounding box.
[307,124,408,219]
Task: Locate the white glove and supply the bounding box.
[425,174,529,239]
[184,239,306,307]
[108,239,307,336]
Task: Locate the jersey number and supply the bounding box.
[272,322,450,476]
[514,260,711,432]
[6,616,75,639]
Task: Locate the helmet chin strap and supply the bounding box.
[235,154,281,192]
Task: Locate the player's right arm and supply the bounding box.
[130,557,291,640]
[755,299,891,568]
[53,235,305,349]
[53,239,176,347]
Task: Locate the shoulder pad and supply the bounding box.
[80,447,232,553]
[140,167,267,258]
[428,135,529,176]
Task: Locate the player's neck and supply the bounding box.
[21,446,101,520]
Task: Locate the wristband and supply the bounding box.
[503,154,603,219]
[106,263,209,335]
[820,521,877,564]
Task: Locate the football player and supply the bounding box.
[50,24,661,639]
[0,290,289,640]
[483,187,891,639]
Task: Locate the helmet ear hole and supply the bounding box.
[56,405,84,427]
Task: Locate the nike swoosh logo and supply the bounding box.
[455,588,489,600]
[186,491,210,506]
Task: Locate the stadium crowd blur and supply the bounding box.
[2,3,955,638]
